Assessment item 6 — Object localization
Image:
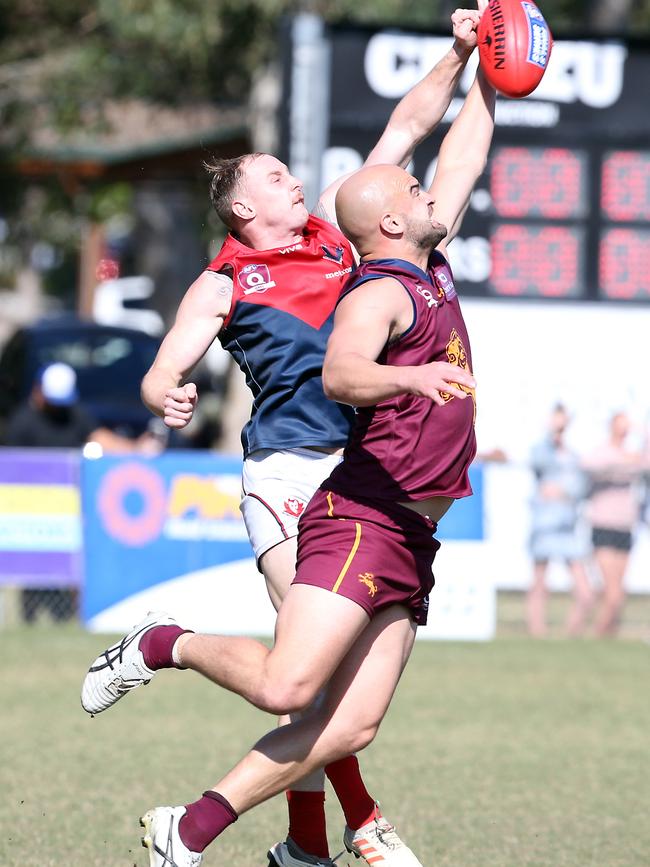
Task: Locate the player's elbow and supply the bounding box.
[470,154,489,181]
[140,373,158,415]
[322,360,348,404]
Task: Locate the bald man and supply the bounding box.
[81,68,495,867]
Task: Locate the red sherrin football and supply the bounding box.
[478,0,553,98]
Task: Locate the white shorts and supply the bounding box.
[241,447,343,564]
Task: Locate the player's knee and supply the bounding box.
[335,718,380,755]
[258,675,320,715]
[352,722,380,753]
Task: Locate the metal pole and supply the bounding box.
[287,12,331,209]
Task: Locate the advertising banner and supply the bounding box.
[0,449,82,588]
[82,453,255,629]
[81,453,489,638]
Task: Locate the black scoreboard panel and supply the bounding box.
[308,26,650,302]
[484,144,650,300]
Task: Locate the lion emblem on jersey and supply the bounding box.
[358,572,378,597]
[440,328,476,420]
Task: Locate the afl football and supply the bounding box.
[478,0,553,98]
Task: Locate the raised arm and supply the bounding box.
[317,7,482,219]
[429,67,496,253]
[323,279,475,407]
[141,270,232,429]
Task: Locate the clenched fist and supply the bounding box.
[452,2,488,52]
[162,382,198,429]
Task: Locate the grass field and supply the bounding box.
[1,598,649,867]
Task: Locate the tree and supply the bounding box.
[2,0,649,147]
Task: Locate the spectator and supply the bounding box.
[527,404,592,637]
[583,411,643,637]
[4,362,161,453]
[4,362,162,622]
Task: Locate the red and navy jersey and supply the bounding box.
[208,215,356,457]
[327,252,477,503]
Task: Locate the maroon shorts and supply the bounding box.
[293,488,440,625]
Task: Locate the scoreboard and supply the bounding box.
[485,146,650,301]
[467,144,650,300]
[281,21,650,302]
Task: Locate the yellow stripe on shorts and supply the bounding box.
[332,521,362,594]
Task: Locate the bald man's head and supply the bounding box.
[335,164,446,257]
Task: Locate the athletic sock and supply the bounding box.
[325,755,377,831]
[139,625,193,670]
[178,791,238,853]
[286,790,330,859]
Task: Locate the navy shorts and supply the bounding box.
[592,527,633,552]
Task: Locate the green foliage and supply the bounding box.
[2,0,649,141]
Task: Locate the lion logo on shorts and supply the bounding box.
[440,328,476,420]
[358,572,378,597]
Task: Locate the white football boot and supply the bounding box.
[267,838,339,866]
[343,806,422,866]
[140,806,203,867]
[81,611,179,714]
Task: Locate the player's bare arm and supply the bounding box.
[365,6,484,167]
[429,67,496,253]
[141,270,232,429]
[323,277,475,407]
[316,5,484,220]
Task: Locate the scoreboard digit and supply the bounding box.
[601,151,650,222]
[491,147,586,219]
[491,225,584,298]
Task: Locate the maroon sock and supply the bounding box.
[178,791,238,853]
[286,790,330,859]
[325,755,376,830]
[139,625,192,670]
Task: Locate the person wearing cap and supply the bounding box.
[4,362,162,623]
[4,362,160,452]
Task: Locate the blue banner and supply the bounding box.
[436,464,484,540]
[81,453,252,621]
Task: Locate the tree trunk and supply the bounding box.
[589,0,633,32]
[78,221,105,320]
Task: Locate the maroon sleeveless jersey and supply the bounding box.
[326,252,477,503]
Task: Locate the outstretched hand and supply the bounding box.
[452,4,487,52]
[162,382,198,429]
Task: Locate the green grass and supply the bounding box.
[1,614,649,866]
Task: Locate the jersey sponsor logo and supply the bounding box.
[279,243,303,254]
[433,268,457,301]
[324,266,352,280]
[415,283,438,308]
[321,244,345,264]
[358,571,378,597]
[239,263,277,295]
[283,497,305,518]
